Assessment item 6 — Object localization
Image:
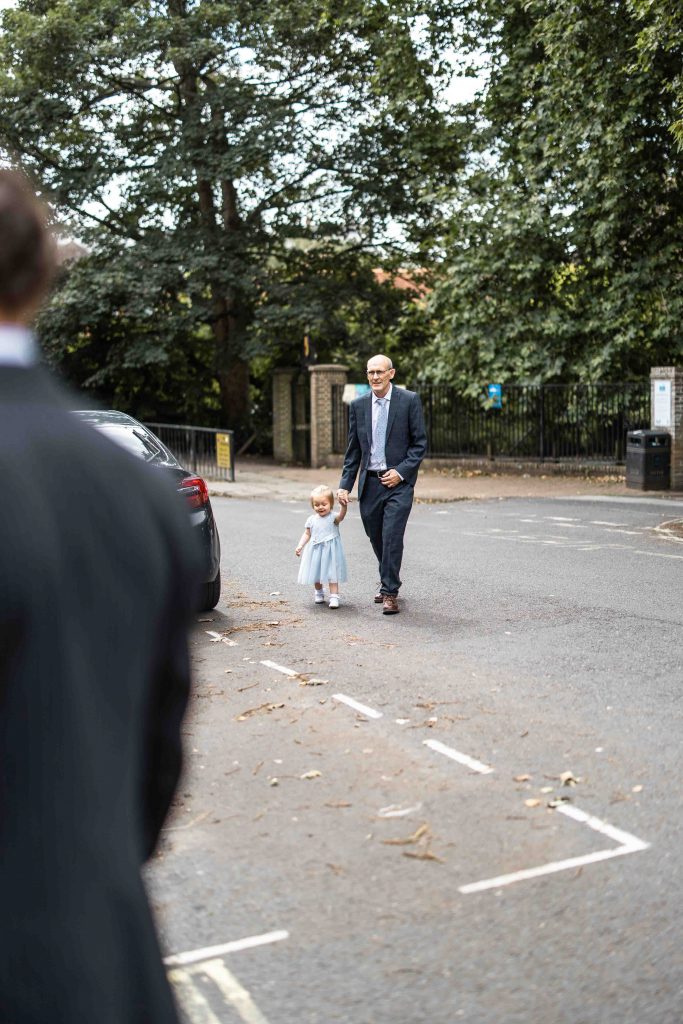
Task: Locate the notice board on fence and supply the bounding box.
[215,432,232,470]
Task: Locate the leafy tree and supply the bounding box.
[428,0,683,389]
[0,0,457,434]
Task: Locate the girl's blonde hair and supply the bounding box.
[310,484,335,509]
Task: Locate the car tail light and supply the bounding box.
[178,476,210,510]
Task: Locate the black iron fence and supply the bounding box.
[145,423,235,481]
[331,383,650,463]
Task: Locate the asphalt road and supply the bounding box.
[148,493,683,1024]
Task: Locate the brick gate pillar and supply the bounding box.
[272,367,296,462]
[308,364,348,469]
[650,366,683,490]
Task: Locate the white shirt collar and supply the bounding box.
[374,383,392,404]
[0,325,39,366]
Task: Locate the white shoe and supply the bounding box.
[314,590,325,604]
[328,595,340,609]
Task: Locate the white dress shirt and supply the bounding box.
[0,324,38,366]
[368,383,392,471]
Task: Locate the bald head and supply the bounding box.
[366,353,395,397]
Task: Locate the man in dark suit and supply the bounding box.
[0,170,202,1022]
[338,354,427,614]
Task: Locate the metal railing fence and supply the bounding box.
[331,383,650,463]
[145,423,235,481]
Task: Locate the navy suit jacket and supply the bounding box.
[0,366,202,1024]
[339,385,427,498]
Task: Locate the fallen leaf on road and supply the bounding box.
[326,863,345,875]
[540,786,554,794]
[402,849,444,863]
[236,702,285,721]
[325,801,352,808]
[382,823,429,846]
[300,770,322,780]
[513,774,531,782]
[299,677,329,686]
[269,778,279,787]
[632,784,644,793]
[560,771,579,787]
[524,799,542,808]
[548,796,570,807]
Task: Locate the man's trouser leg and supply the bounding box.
[360,479,413,595]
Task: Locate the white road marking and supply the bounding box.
[168,967,223,1024]
[603,528,643,536]
[633,549,683,560]
[332,693,383,719]
[459,804,649,894]
[206,630,238,647]
[591,520,628,527]
[555,803,648,851]
[164,930,289,968]
[260,660,300,677]
[201,959,272,1024]
[424,738,494,775]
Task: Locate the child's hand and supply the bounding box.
[295,546,302,557]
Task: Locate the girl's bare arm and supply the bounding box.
[295,527,311,556]
[334,503,348,526]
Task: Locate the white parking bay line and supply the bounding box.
[459,804,649,895]
[168,967,222,1024]
[424,738,494,775]
[164,930,290,968]
[332,693,383,719]
[206,630,238,647]
[260,660,300,677]
[555,803,649,851]
[201,959,272,1024]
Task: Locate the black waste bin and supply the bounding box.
[626,430,671,490]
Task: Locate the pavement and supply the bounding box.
[208,457,682,504]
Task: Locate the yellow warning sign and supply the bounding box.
[215,432,232,470]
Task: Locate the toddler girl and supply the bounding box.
[295,485,348,607]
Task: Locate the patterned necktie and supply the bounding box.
[374,397,388,467]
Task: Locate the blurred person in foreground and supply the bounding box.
[0,169,202,1023]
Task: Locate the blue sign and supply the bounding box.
[488,383,502,409]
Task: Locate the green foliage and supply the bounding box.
[427,0,683,388]
[0,0,456,435]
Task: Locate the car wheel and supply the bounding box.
[202,570,221,611]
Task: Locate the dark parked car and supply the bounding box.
[73,410,221,610]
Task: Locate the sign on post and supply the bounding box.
[215,432,234,479]
[653,380,671,428]
[487,383,503,409]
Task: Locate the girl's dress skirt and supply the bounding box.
[298,536,348,584]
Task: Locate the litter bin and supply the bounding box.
[626,430,671,490]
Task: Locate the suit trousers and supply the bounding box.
[359,476,414,595]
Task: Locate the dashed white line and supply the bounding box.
[424,738,494,775]
[555,803,648,851]
[206,630,238,647]
[459,803,649,894]
[164,930,290,968]
[332,693,383,719]
[260,660,300,677]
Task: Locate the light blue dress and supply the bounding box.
[297,512,348,585]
